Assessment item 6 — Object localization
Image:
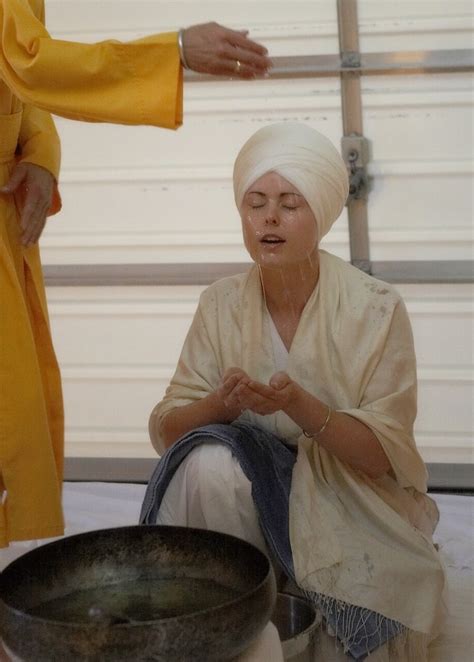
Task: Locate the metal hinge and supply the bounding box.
[341,51,361,68]
[341,134,371,202]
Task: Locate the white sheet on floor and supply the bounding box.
[0,484,471,661]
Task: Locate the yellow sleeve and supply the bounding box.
[0,0,183,128]
[17,103,62,216]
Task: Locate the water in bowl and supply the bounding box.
[27,577,241,624]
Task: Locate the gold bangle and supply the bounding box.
[303,405,332,438]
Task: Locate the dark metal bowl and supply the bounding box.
[0,525,276,661]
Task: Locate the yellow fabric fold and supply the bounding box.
[0,0,183,128]
[18,103,61,180]
[0,110,64,547]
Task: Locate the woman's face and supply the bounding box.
[240,172,318,268]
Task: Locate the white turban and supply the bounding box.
[233,122,349,240]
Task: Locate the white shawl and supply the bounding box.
[153,251,446,642]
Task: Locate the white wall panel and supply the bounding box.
[45,1,340,55]
[40,75,472,264]
[47,284,473,463]
[49,286,202,366]
[42,166,350,264]
[48,286,202,458]
[40,1,473,464]
[358,1,473,51]
[45,1,473,52]
[398,284,473,464]
[39,13,473,265]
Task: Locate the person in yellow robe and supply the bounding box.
[0,0,271,549]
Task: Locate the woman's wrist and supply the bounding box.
[160,392,236,448]
[209,390,239,423]
[282,381,308,420]
[284,384,331,436]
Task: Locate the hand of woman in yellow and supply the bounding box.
[0,162,55,247]
[181,22,272,79]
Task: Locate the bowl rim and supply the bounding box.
[273,591,322,641]
[0,525,276,629]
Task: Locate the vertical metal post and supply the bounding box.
[337,0,371,273]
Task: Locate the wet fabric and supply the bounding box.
[140,422,405,660]
[149,251,447,657]
[233,122,349,240]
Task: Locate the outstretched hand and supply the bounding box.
[0,162,55,247]
[218,368,296,417]
[182,22,272,78]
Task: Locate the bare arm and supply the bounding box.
[151,394,228,451]
[233,373,391,480]
[284,382,391,479]
[0,163,55,246]
[150,369,246,451]
[152,365,390,477]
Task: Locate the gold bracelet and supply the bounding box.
[303,405,332,438]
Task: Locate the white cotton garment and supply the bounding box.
[155,444,268,555]
[154,444,285,662]
[233,122,349,240]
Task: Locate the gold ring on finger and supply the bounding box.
[235,59,242,73]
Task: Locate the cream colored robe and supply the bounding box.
[154,250,447,647]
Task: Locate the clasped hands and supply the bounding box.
[217,367,296,419]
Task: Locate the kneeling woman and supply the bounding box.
[141,123,446,661]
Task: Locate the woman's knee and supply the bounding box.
[181,443,239,486]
